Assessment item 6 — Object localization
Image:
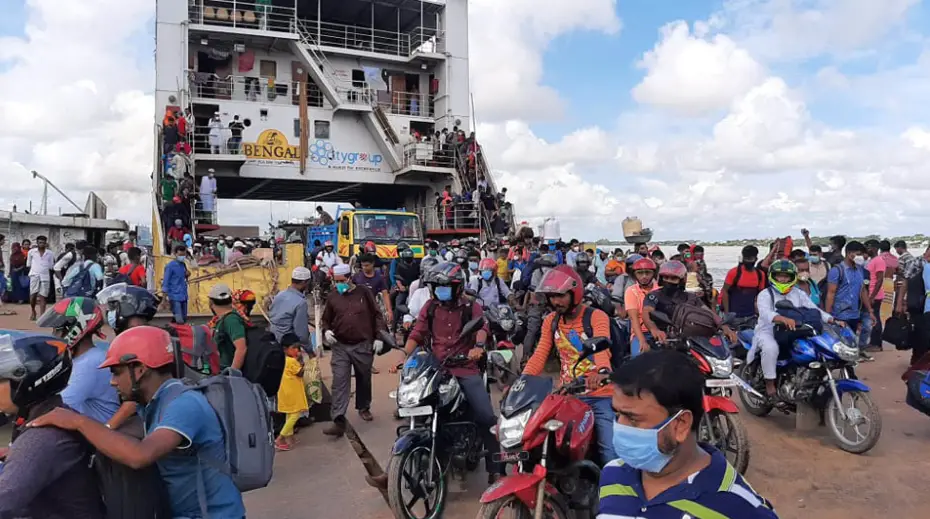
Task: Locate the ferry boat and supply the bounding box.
[151,0,514,310]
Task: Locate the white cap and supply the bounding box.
[332,264,351,277]
[292,266,312,281]
[233,241,246,248]
[209,283,232,300]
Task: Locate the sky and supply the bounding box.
[2,0,930,241]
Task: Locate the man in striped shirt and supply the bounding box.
[599,350,778,518]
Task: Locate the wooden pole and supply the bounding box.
[299,73,309,174]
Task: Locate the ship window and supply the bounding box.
[314,121,330,139]
[293,119,300,137]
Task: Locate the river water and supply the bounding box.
[601,245,747,289]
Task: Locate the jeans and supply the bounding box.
[579,396,618,465]
[170,299,188,324]
[858,310,873,348]
[870,300,884,347]
[457,374,503,474]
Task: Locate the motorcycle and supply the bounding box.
[386,317,488,519]
[650,311,756,474]
[484,302,525,390]
[478,337,611,519]
[735,301,883,454]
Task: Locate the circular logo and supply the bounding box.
[309,140,334,166]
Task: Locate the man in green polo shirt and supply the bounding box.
[209,283,248,370]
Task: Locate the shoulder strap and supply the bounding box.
[581,306,595,339]
[732,265,743,287]
[496,277,506,303]
[426,300,437,336]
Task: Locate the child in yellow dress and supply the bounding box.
[276,333,309,451]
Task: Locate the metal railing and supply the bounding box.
[417,205,482,232]
[335,86,376,106]
[189,0,297,34]
[295,20,346,91]
[379,91,434,117]
[191,124,248,156]
[194,200,218,226]
[402,143,455,169]
[302,20,445,57]
[188,71,324,107]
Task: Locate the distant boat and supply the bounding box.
[622,217,653,244]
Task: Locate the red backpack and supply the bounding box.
[164,323,220,377]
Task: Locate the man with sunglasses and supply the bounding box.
[600,349,779,518]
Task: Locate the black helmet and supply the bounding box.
[625,253,643,268]
[454,248,469,264]
[0,333,72,410]
[400,248,415,261]
[397,241,411,252]
[427,261,467,286]
[420,256,440,278]
[537,253,558,268]
[575,252,592,269]
[96,283,160,333]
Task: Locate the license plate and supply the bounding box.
[706,378,737,388]
[398,405,433,417]
[492,451,529,463]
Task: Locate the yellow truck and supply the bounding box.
[312,208,426,260]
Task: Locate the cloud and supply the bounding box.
[632,21,767,116]
[469,0,621,122]
[476,121,613,170]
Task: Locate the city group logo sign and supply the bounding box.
[243,129,300,162]
[309,139,383,171]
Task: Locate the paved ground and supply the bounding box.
[1,304,928,519]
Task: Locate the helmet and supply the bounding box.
[236,289,257,316]
[454,248,469,263]
[400,248,415,260]
[397,241,411,252]
[625,253,643,268]
[363,241,377,253]
[537,265,584,304]
[768,259,798,294]
[96,283,159,333]
[575,252,591,269]
[420,256,440,278]
[449,239,461,248]
[536,253,558,268]
[632,257,657,272]
[37,297,105,348]
[0,333,72,410]
[98,326,175,370]
[658,260,688,281]
[584,286,613,315]
[478,258,497,271]
[324,240,334,247]
[426,262,466,287]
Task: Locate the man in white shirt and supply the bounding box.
[200,170,217,213]
[26,235,55,320]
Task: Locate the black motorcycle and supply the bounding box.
[386,318,487,519]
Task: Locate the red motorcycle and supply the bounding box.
[478,338,609,519]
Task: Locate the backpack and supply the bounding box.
[905,261,926,313]
[65,262,97,297]
[671,302,721,338]
[242,326,286,397]
[729,264,764,291]
[56,250,77,273]
[817,264,848,310]
[905,369,930,417]
[548,306,629,371]
[165,323,221,377]
[91,415,173,519]
[113,264,145,287]
[157,372,275,506]
[882,314,911,351]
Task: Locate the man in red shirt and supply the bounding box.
[117,247,147,287]
[721,245,766,318]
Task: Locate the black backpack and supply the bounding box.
[548,306,629,371]
[216,313,285,397]
[905,262,926,313]
[671,302,721,338]
[477,277,508,305]
[90,415,173,519]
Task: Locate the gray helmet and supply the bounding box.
[420,256,440,277]
[537,253,558,268]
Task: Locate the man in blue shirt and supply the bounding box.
[824,241,875,334]
[162,244,190,324]
[600,349,778,518]
[29,326,245,519]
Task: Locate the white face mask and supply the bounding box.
[854,255,866,267]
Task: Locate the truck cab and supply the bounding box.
[308,208,425,262]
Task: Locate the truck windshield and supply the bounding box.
[355,214,422,242]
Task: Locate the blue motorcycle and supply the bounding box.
[735,305,882,454]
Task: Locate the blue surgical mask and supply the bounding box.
[611,410,683,474]
[468,261,479,271]
[335,282,350,294]
[809,255,821,264]
[107,310,118,330]
[481,270,493,281]
[434,286,453,301]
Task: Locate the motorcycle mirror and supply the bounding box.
[581,336,611,359]
[721,312,736,325]
[395,304,410,315]
[650,311,672,326]
[458,316,486,339]
[377,329,397,350]
[464,288,479,298]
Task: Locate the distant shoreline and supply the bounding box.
[591,235,928,248]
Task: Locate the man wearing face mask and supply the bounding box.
[466,249,482,282]
[641,261,705,345]
[316,240,343,271]
[824,241,874,340]
[794,256,821,306]
[161,244,190,324]
[96,282,160,333]
[389,243,418,326]
[600,350,779,518]
[807,244,828,283]
[627,257,658,356]
[468,258,513,308]
[722,245,766,318]
[574,252,601,287]
[321,264,386,435]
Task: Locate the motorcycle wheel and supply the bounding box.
[477,494,571,519]
[387,447,447,519]
[702,411,751,475]
[737,362,773,417]
[825,390,882,454]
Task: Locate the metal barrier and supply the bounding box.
[190,125,247,156]
[402,143,455,169]
[335,86,375,106]
[302,20,445,57]
[189,0,297,34]
[379,91,434,117]
[416,205,482,232]
[188,72,325,107]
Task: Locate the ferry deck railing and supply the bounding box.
[402,143,455,169]
[189,0,297,34]
[188,72,326,108]
[302,19,444,57]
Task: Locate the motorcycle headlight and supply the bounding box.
[397,377,429,408]
[497,409,532,449]
[832,342,859,362]
[708,356,733,378]
[438,377,460,407]
[500,318,515,332]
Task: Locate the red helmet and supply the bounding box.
[537,265,583,304]
[632,257,657,272]
[37,297,105,348]
[99,326,175,370]
[478,258,497,271]
[363,241,377,253]
[658,260,688,280]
